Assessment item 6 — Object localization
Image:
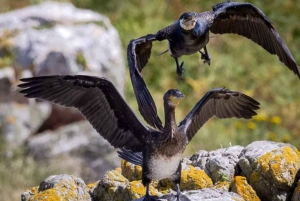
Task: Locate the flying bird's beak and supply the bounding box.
[170,93,185,105]
[182,16,197,30]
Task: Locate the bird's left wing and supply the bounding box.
[178,88,260,142]
[128,34,164,130]
[210,2,300,78]
[18,75,154,152]
[117,148,143,166]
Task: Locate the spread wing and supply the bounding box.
[18,75,155,152]
[178,88,260,142]
[127,34,165,130]
[210,2,300,78]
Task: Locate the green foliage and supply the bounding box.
[69,0,300,154]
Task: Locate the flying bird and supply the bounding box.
[128,1,300,130]
[18,75,260,201]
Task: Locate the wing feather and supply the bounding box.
[210,2,300,78]
[18,75,154,152]
[178,88,260,142]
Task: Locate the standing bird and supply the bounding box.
[128,1,300,130]
[18,75,260,201]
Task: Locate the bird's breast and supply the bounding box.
[147,153,182,180]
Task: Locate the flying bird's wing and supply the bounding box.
[128,34,165,130]
[210,2,300,78]
[117,148,143,166]
[178,88,260,142]
[18,75,154,152]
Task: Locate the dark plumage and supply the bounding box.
[18,75,260,201]
[128,1,300,129]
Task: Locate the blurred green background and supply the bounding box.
[0,0,299,200]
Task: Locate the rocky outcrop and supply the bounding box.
[0,1,124,183]
[21,141,300,201]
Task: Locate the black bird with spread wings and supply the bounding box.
[18,75,260,201]
[128,1,300,130]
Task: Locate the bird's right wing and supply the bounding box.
[178,88,260,142]
[127,34,165,130]
[19,75,156,152]
[209,2,300,78]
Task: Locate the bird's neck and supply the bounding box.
[163,104,178,138]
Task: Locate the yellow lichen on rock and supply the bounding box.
[180,165,213,190]
[215,181,230,191]
[126,180,161,200]
[250,146,300,187]
[231,176,260,201]
[121,159,142,181]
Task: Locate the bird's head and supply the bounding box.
[164,89,185,108]
[179,12,197,31]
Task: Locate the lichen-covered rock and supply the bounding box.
[183,189,243,201]
[21,174,92,201]
[121,160,143,181]
[238,141,300,201]
[231,176,260,201]
[190,145,244,183]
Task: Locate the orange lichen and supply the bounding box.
[215,181,230,190]
[126,180,160,199]
[250,146,300,187]
[180,165,213,190]
[231,176,260,201]
[121,160,142,181]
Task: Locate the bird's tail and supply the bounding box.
[117,148,143,166]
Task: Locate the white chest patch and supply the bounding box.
[147,154,182,180]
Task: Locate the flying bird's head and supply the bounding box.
[164,89,185,108]
[179,12,197,31]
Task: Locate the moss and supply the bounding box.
[75,52,88,70]
[231,176,260,201]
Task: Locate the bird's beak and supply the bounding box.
[170,94,185,105]
[183,17,197,29]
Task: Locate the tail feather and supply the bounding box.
[117,148,143,166]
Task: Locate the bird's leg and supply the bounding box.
[142,169,158,201]
[199,46,211,66]
[174,57,184,80]
[173,162,182,201]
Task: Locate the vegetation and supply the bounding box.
[0,0,299,200]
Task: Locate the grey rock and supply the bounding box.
[182,189,243,201]
[0,102,51,150]
[190,145,244,183]
[238,140,300,201]
[0,1,125,94]
[21,174,92,201]
[27,120,120,183]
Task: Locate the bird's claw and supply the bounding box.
[176,61,184,80]
[200,51,211,66]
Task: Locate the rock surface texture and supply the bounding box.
[0,1,124,182]
[21,141,300,201]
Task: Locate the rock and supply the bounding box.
[0,2,125,93]
[182,189,243,201]
[0,102,51,150]
[27,120,120,183]
[230,176,260,201]
[21,174,92,201]
[238,141,300,201]
[190,145,244,183]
